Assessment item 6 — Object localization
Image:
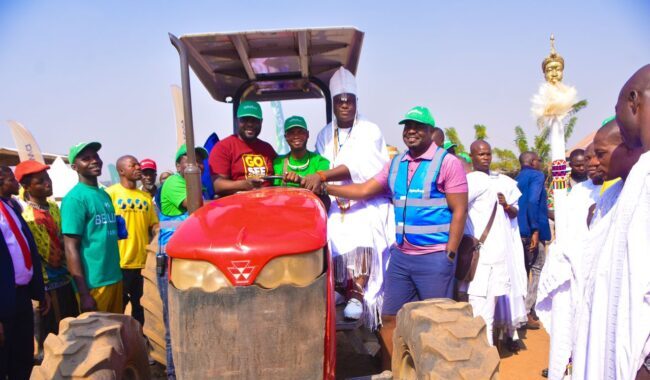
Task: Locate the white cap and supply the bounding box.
[329,67,357,98]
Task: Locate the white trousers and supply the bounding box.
[469,294,497,346]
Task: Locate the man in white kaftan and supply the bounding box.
[306,67,394,329]
[489,171,528,341]
[572,65,650,380]
[535,169,601,380]
[573,151,648,379]
[464,169,513,346]
[469,140,527,345]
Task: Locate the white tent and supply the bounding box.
[49,157,78,201]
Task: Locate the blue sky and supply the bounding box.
[1,1,649,179]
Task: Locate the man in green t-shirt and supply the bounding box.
[274,116,330,187]
[61,142,123,313]
[160,144,209,216]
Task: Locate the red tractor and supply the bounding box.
[166,187,334,378]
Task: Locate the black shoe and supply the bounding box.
[531,309,540,321]
[506,338,520,353]
[541,368,548,378]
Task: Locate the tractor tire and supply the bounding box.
[31,312,151,380]
[392,299,500,380]
[141,237,166,366]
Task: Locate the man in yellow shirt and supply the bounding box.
[106,155,158,325]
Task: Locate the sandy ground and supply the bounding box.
[114,323,553,379]
[499,327,550,380]
[39,303,551,379]
[335,325,551,379]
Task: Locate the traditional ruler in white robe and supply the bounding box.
[573,152,650,379]
[535,179,601,380]
[464,171,512,345]
[315,116,395,330]
[488,172,528,336]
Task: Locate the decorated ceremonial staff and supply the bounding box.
[531,35,578,380]
[531,35,577,248]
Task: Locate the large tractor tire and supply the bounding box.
[392,299,500,380]
[141,235,166,366]
[31,312,151,380]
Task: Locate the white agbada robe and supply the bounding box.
[573,152,650,379]
[488,172,528,336]
[535,179,601,380]
[464,171,512,345]
[315,68,395,330]
[590,180,623,227]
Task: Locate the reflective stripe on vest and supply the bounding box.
[159,219,185,229]
[395,223,451,234]
[388,146,452,246]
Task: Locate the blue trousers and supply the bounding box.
[382,246,456,315]
[156,255,176,380]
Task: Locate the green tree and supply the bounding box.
[444,127,466,154]
[515,126,530,154]
[474,124,488,140]
[491,147,519,174]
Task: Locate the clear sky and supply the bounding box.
[1,1,649,180]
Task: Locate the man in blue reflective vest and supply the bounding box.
[325,106,468,369]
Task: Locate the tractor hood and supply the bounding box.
[166,187,328,286]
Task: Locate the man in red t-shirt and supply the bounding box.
[209,101,277,197]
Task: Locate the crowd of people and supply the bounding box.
[1,63,649,380]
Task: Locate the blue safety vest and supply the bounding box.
[158,211,188,255]
[388,147,452,246]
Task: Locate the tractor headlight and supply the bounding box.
[170,258,233,292]
[169,248,324,291]
[254,249,324,289]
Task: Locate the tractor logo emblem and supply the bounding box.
[227,260,256,284]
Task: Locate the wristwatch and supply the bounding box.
[446,251,457,262]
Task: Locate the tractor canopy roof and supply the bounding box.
[179,27,364,103]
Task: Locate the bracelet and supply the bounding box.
[317,171,327,182]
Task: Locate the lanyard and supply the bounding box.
[333,121,354,160]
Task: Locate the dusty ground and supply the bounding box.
[145,325,552,379]
[61,304,551,379]
[499,327,550,380]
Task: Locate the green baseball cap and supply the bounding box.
[457,152,472,163]
[175,144,209,163]
[237,100,263,120]
[69,141,102,163]
[601,115,616,126]
[443,140,458,150]
[398,106,436,127]
[284,115,308,131]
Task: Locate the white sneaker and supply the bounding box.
[344,298,363,320]
[335,291,346,305]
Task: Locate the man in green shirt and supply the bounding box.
[275,116,330,186]
[160,144,209,216]
[275,116,331,209]
[61,142,122,313]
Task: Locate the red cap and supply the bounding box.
[14,160,50,182]
[140,158,157,171]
